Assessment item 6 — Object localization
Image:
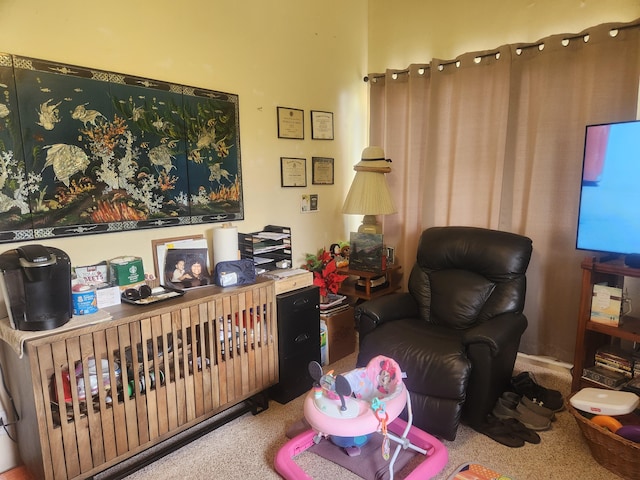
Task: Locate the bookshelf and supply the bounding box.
[571,256,640,392]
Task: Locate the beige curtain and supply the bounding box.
[369,20,640,362]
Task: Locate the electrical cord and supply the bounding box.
[0,360,20,442]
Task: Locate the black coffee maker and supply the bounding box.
[0,244,72,331]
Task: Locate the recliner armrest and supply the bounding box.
[355,292,419,337]
[461,312,527,357]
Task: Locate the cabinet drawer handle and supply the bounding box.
[294,333,310,343]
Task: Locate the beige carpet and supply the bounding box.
[123,353,615,480]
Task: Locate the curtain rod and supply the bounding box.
[364,20,640,82]
[363,49,499,82]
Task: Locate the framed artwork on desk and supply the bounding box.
[349,232,384,272]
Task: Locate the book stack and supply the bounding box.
[594,345,634,379]
[319,294,349,315]
[355,274,388,292]
[583,344,635,389]
[623,352,640,394]
[582,365,627,389]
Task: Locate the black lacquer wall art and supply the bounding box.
[0,53,243,243]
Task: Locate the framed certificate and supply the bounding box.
[311,110,334,140]
[277,106,304,139]
[312,157,334,185]
[280,157,307,187]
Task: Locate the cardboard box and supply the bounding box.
[109,256,144,289]
[74,262,108,285]
[320,306,356,364]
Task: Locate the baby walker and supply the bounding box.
[274,355,448,480]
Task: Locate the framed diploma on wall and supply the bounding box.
[310,110,334,140]
[312,157,334,185]
[280,157,307,187]
[277,106,305,139]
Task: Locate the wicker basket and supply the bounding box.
[567,393,640,480]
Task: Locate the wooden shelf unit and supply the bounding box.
[1,279,277,480]
[571,257,640,392]
[337,264,402,301]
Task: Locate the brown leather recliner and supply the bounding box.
[355,226,533,440]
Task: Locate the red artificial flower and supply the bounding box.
[305,248,348,297]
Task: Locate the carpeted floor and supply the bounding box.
[122,353,616,480]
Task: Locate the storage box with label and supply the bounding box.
[109,256,145,290]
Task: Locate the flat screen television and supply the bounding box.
[576,119,640,264]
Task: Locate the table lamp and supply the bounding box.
[342,146,397,234]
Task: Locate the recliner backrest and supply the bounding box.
[408,226,533,328]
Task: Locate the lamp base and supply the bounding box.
[357,215,382,234]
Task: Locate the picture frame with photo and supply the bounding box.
[164,248,211,290]
[151,234,206,281]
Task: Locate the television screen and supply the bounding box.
[576,120,640,256]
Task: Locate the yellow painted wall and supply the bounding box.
[0,0,369,273]
[0,1,369,472]
[368,0,640,72]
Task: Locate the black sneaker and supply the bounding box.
[511,371,564,412]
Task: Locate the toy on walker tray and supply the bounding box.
[274,355,448,480]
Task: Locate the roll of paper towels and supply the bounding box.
[213,224,239,266]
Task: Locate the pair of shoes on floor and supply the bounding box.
[503,391,556,421]
[475,414,540,448]
[511,371,565,412]
[492,392,551,431]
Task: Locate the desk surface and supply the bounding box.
[0,277,275,357]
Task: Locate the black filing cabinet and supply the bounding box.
[270,285,320,404]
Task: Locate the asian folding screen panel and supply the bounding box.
[0,53,243,243]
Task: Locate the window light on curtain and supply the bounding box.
[366,18,640,363]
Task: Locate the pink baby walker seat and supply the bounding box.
[274,355,448,479]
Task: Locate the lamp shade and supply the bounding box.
[342,146,397,215]
[342,170,397,215]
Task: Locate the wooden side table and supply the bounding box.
[320,306,356,364]
[337,264,402,301]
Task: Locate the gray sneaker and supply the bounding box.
[492,396,551,431]
[502,391,555,421]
